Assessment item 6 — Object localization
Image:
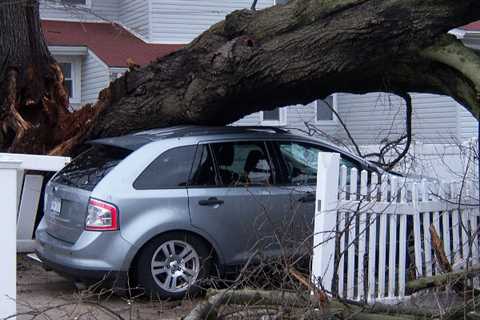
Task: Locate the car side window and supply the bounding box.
[277,142,321,185]
[210,141,273,186]
[277,141,367,186]
[133,145,196,189]
[189,144,218,187]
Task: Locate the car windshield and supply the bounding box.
[52,145,132,191]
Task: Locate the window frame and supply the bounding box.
[192,140,278,188]
[315,94,337,125]
[272,140,370,187]
[48,0,92,9]
[56,56,82,104]
[53,145,132,191]
[187,144,221,189]
[133,145,197,190]
[59,62,73,98]
[273,141,328,186]
[110,67,127,82]
[260,107,287,126]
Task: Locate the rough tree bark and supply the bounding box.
[1,0,480,155]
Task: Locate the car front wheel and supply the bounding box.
[135,232,212,299]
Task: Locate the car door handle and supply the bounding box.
[298,193,315,203]
[198,197,224,206]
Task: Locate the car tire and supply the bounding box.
[135,232,213,299]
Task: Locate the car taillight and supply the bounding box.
[85,199,119,231]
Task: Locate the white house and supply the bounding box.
[40,0,478,152]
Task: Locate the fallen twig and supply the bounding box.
[289,267,329,307]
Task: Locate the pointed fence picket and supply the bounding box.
[315,163,480,303]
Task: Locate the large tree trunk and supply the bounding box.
[1,0,480,155]
[0,0,97,154]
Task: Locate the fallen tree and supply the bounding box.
[184,288,435,320]
[1,0,480,155]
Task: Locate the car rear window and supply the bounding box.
[133,145,196,190]
[52,145,132,191]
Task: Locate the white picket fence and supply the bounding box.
[313,154,480,303]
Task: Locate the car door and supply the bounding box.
[266,141,321,258]
[269,140,369,259]
[187,141,282,266]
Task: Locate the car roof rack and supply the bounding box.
[238,126,290,134]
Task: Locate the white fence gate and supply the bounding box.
[313,153,480,303]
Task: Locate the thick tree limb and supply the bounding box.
[406,265,480,293]
[184,289,316,320]
[184,289,430,320]
[421,34,480,118]
[86,1,480,138]
[3,0,480,155]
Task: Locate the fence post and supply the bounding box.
[312,152,340,293]
[0,160,22,319]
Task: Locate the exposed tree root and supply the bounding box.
[0,61,105,155]
[2,68,31,149]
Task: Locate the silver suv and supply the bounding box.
[36,126,372,299]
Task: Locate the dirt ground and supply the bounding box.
[16,255,200,320]
[14,254,467,319]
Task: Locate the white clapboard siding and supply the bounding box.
[81,50,110,105]
[119,0,149,39]
[337,93,469,145]
[40,0,119,22]
[149,0,274,43]
[319,164,480,303]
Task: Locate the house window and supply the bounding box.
[64,0,87,4]
[261,107,287,125]
[110,71,124,82]
[59,63,73,98]
[61,0,90,6]
[57,58,81,104]
[316,94,336,123]
[51,0,92,7]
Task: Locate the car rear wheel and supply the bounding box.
[135,232,212,299]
